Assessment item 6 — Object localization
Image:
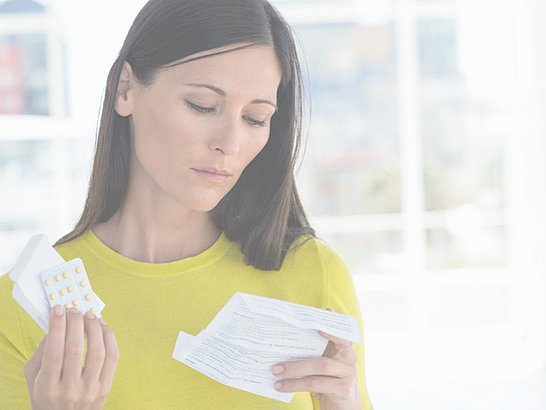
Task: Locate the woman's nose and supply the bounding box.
[208,118,241,156]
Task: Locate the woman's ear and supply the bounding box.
[115,61,135,117]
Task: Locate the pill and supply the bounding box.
[40,259,103,320]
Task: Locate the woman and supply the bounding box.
[0,0,374,408]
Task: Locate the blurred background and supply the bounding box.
[0,0,545,408]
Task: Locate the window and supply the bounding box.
[0,32,49,115]
[1,0,545,407]
[273,0,546,406]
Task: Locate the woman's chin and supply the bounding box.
[172,187,227,212]
[188,197,224,213]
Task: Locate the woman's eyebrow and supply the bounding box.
[184,83,278,112]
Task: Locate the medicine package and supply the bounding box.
[8,234,105,333]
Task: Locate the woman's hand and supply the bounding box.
[23,305,120,410]
[271,309,361,410]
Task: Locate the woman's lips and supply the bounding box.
[191,168,232,182]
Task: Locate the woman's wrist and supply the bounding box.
[320,394,362,410]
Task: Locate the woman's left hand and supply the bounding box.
[271,309,361,410]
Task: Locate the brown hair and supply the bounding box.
[54,0,316,270]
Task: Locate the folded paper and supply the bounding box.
[172,292,362,403]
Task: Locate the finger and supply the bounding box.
[321,307,353,350]
[274,374,352,396]
[99,319,120,390]
[82,309,106,383]
[41,304,66,381]
[61,307,85,386]
[272,356,355,379]
[317,330,353,349]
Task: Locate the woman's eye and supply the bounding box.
[186,100,267,127]
[244,116,267,128]
[185,100,216,114]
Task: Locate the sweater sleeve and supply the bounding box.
[312,239,375,410]
[0,273,33,410]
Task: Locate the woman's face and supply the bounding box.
[115,43,282,212]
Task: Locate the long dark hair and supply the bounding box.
[54,0,316,270]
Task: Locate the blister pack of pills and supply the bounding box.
[9,234,106,333]
[40,258,105,318]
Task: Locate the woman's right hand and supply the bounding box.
[23,305,120,410]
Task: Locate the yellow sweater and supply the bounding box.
[0,229,374,409]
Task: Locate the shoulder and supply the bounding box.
[287,234,357,299]
[285,234,350,272]
[52,230,92,261]
[0,272,29,357]
[0,272,17,316]
[0,272,13,306]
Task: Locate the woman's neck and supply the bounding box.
[92,207,221,264]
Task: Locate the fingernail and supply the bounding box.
[53,304,64,316]
[272,365,284,375]
[84,310,96,319]
[274,381,283,389]
[69,307,80,315]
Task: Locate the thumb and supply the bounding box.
[23,337,46,383]
[321,307,339,357]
